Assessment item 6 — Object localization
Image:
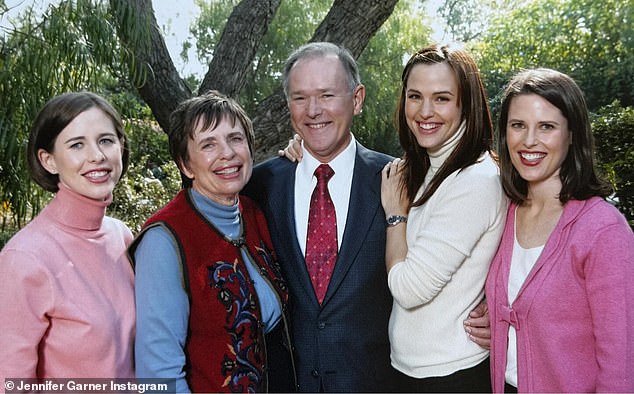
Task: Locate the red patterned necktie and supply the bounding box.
[305,164,337,304]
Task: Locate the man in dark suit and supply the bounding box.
[243,42,396,392]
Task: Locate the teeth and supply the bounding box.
[420,123,438,130]
[308,123,327,129]
[521,152,545,161]
[85,170,108,178]
[216,167,239,175]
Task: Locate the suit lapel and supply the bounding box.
[267,161,321,306]
[322,145,383,306]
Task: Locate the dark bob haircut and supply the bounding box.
[27,92,129,192]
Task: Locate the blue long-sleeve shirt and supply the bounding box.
[134,189,282,392]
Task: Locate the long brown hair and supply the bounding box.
[396,44,494,207]
[497,68,612,203]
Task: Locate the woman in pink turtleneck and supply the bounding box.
[0,92,135,382]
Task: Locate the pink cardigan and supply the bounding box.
[486,197,634,393]
[0,184,135,381]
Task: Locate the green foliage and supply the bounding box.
[592,103,634,226]
[355,0,431,157]
[103,98,182,232]
[0,0,150,227]
[471,0,634,114]
[0,0,173,234]
[439,0,523,42]
[111,157,181,233]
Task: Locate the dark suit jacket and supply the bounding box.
[243,142,396,392]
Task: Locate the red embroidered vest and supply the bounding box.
[137,190,288,392]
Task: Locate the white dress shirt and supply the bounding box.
[295,136,356,255]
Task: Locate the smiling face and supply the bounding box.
[287,54,365,162]
[404,62,462,153]
[181,117,253,205]
[506,93,571,192]
[38,107,123,201]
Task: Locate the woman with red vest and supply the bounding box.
[130,90,295,393]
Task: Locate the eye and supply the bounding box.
[69,142,83,149]
[435,96,450,103]
[230,135,245,143]
[406,93,421,100]
[99,137,116,145]
[509,122,525,130]
[539,123,555,131]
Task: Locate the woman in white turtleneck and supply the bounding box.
[381,44,507,393]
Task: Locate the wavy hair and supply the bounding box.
[397,44,494,207]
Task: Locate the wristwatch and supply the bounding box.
[386,215,408,227]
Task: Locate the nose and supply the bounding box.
[89,144,106,162]
[306,96,322,117]
[523,128,538,147]
[218,140,236,159]
[419,99,434,118]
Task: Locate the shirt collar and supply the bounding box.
[298,134,357,180]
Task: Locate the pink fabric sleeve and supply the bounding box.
[585,223,634,392]
[0,248,53,381]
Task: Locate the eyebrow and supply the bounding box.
[197,135,216,145]
[63,131,118,144]
[406,87,456,96]
[63,136,85,144]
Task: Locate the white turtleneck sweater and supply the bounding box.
[387,124,508,378]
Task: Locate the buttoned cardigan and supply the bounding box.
[486,197,634,392]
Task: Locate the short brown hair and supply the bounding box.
[27,92,129,192]
[168,90,255,187]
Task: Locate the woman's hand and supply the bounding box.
[381,158,408,217]
[381,158,409,273]
[464,300,491,349]
[277,134,303,162]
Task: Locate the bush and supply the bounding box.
[592,102,634,228]
[109,120,181,232]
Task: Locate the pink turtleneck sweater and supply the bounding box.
[0,184,135,381]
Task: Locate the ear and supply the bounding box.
[38,149,58,175]
[178,159,194,180]
[352,84,366,116]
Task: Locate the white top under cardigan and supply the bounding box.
[388,124,508,378]
[505,216,544,387]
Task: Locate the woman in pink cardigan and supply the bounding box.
[0,92,135,381]
[486,68,634,393]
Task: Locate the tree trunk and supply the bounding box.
[199,0,282,98]
[111,0,192,131]
[114,0,398,160]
